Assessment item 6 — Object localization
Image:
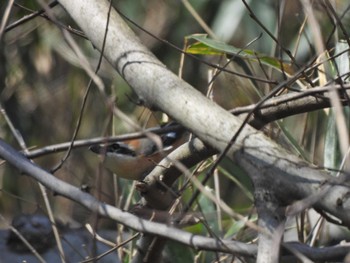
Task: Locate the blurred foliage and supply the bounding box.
[1,0,350,262]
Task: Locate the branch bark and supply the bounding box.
[5,0,350,261]
[57,0,350,223]
[0,138,256,256]
[1,138,350,260]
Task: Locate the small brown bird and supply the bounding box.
[90,126,184,180]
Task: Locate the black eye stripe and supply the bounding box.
[107,143,136,156]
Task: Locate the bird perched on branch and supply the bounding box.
[90,124,185,180]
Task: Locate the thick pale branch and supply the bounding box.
[0,138,255,256]
[1,139,349,260]
[56,0,350,224]
[232,84,350,129]
[0,139,349,260]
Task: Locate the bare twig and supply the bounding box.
[0,105,66,263]
[2,138,350,260]
[0,0,14,40]
[24,124,183,159]
[5,1,86,39]
[0,215,46,263]
[0,138,256,256]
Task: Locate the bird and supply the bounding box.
[89,125,184,180]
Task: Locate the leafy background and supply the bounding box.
[1,0,350,261]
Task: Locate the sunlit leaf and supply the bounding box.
[334,40,350,82]
[186,34,294,74]
[324,110,340,175]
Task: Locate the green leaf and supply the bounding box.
[186,34,294,74]
[324,110,339,174]
[334,40,350,82]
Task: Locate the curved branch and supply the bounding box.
[25,125,183,159]
[0,139,255,256]
[2,138,350,261]
[232,84,350,129]
[57,0,350,226]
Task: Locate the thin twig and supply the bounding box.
[0,0,15,40]
[0,104,66,262]
[6,1,86,39]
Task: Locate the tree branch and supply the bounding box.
[56,0,350,224]
[0,138,255,256]
[0,0,341,261]
[1,138,349,260]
